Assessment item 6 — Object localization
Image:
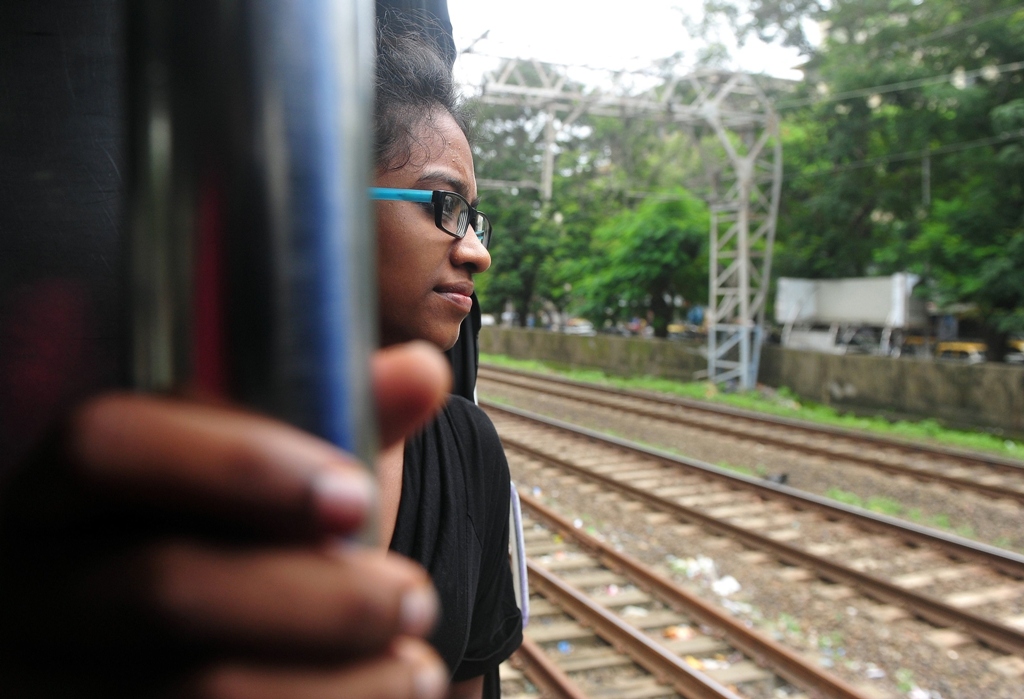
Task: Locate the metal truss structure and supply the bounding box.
[471,58,783,389]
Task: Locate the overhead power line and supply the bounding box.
[791,127,1024,181]
[778,60,1024,109]
[894,4,1024,51]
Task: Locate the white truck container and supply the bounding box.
[775,273,927,354]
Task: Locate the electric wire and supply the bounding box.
[788,127,1024,183]
[776,60,1024,109]
[461,15,1024,192]
[890,3,1024,51]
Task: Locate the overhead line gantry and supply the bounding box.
[468,57,783,389]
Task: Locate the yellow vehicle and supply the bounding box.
[1007,338,1024,364]
[935,341,987,364]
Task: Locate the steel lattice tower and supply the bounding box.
[471,59,783,389]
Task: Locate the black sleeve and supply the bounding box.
[451,400,523,682]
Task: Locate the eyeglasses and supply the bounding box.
[369,188,492,249]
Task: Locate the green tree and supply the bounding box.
[469,97,547,326]
[469,62,707,328]
[574,190,709,338]
[707,0,1024,354]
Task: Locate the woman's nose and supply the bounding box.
[453,231,491,273]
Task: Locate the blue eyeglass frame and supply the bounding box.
[368,187,491,248]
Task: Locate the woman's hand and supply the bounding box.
[0,341,452,699]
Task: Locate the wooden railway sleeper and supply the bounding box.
[521,491,872,699]
[528,561,744,699]
[497,422,1024,656]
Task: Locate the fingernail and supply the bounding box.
[394,640,448,699]
[413,657,448,699]
[312,470,373,527]
[400,585,439,637]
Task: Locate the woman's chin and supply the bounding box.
[379,327,462,352]
[437,326,462,352]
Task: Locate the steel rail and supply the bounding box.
[486,401,1024,577]
[520,491,872,699]
[527,560,745,699]
[486,402,1024,656]
[510,637,591,699]
[480,364,1024,475]
[480,367,1024,506]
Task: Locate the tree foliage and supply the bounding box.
[702,0,828,53]
[469,64,709,330]
[708,0,1024,354]
[469,4,1024,352]
[469,98,548,326]
[574,191,709,338]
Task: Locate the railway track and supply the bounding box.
[504,492,872,699]
[478,365,1024,507]
[485,402,1024,666]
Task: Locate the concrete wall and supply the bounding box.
[758,345,1024,435]
[479,327,705,381]
[479,327,1024,435]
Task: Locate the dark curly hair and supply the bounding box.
[374,14,471,172]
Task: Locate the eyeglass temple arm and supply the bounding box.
[368,187,433,202]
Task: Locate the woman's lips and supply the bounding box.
[434,282,474,313]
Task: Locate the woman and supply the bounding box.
[370,21,522,699]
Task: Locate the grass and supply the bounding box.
[480,353,1024,458]
[775,612,802,636]
[714,461,759,477]
[828,489,989,543]
[817,631,844,650]
[994,536,1014,549]
[825,487,969,535]
[895,668,916,694]
[826,488,903,516]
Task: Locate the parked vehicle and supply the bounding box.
[1006,338,1024,364]
[935,341,987,364]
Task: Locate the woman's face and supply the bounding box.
[374,109,491,350]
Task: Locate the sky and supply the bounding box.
[446,0,811,88]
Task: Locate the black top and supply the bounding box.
[445,293,482,402]
[390,395,522,689]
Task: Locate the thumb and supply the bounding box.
[372,342,451,448]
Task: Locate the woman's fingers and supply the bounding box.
[68,394,374,536]
[66,341,451,535]
[2,344,453,696]
[119,544,438,657]
[182,638,448,699]
[373,342,451,448]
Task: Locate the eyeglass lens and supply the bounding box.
[439,193,469,238]
[474,216,491,248]
[435,191,491,249]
